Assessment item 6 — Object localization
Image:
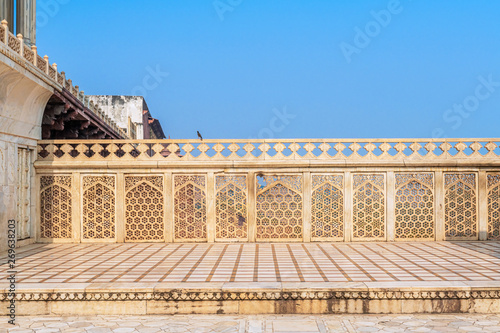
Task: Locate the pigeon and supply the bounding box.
[197,131,203,141]
[237,213,246,226]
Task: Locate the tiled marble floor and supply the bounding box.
[1,242,500,284]
[2,314,500,332]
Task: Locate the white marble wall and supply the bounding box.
[0,134,37,250]
[0,51,52,251]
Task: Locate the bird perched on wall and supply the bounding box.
[237,213,246,226]
[197,131,203,141]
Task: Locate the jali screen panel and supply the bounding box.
[82,175,116,240]
[352,174,386,241]
[311,174,344,241]
[488,173,500,240]
[125,175,164,242]
[40,175,72,239]
[256,175,303,241]
[444,173,477,240]
[216,175,248,241]
[395,173,434,240]
[174,175,207,241]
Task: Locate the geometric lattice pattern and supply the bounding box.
[444,173,477,240]
[82,175,116,240]
[174,175,207,241]
[352,174,385,240]
[125,175,164,242]
[216,175,247,240]
[488,173,500,240]
[395,173,434,240]
[311,174,344,240]
[40,175,72,239]
[256,175,303,240]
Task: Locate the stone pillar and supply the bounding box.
[302,172,312,242]
[386,171,395,241]
[206,172,216,243]
[0,0,14,31]
[16,0,36,46]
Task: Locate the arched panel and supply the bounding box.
[256,175,303,241]
[395,173,434,240]
[82,175,116,240]
[174,175,207,241]
[444,173,477,240]
[125,175,164,242]
[216,175,247,241]
[311,174,344,240]
[487,173,500,240]
[352,174,385,240]
[40,175,72,239]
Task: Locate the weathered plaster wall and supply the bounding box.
[0,51,53,252]
[89,95,144,138]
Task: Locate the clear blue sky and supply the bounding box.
[36,0,500,140]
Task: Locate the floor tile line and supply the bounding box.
[229,244,244,282]
[378,243,445,280]
[5,244,79,278]
[330,244,375,281]
[206,244,229,282]
[301,244,328,282]
[83,244,143,283]
[159,244,198,282]
[271,244,282,282]
[361,244,423,281]
[134,244,183,282]
[22,244,112,283]
[391,243,465,280]
[345,244,399,281]
[110,244,164,282]
[410,243,493,280]
[316,244,352,282]
[0,243,53,261]
[183,244,214,282]
[433,243,500,273]
[253,244,259,282]
[286,244,304,282]
[410,243,487,280]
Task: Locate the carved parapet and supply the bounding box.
[0,23,127,138]
[35,139,500,165]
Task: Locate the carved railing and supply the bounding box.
[36,139,500,165]
[0,20,128,139]
[35,139,500,244]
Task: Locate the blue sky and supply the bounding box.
[36,0,500,140]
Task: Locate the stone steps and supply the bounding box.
[2,281,500,315]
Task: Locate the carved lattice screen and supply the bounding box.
[311,174,344,240]
[395,173,434,240]
[125,175,164,242]
[444,173,477,239]
[488,173,500,240]
[40,175,72,239]
[216,175,248,241]
[174,175,207,241]
[256,175,303,240]
[82,175,116,240]
[352,174,385,240]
